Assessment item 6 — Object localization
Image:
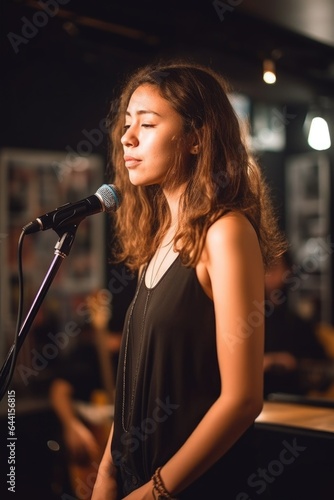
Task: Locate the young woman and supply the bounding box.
[92,61,286,499]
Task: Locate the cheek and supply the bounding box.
[143,131,184,168]
[160,136,183,160]
[148,141,175,165]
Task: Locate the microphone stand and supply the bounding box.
[0,226,78,401]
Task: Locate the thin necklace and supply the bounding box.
[121,267,147,432]
[121,240,175,432]
[149,241,174,288]
[160,237,174,248]
[160,222,177,248]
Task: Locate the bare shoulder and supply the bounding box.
[205,212,259,253]
[204,211,264,276]
[197,212,263,298]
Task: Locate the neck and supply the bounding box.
[163,182,186,225]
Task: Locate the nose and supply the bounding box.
[121,127,139,147]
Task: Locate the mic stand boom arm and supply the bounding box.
[0,227,78,401]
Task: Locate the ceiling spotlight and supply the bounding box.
[263,59,276,84]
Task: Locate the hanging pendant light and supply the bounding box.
[308,116,331,150]
[263,59,276,84]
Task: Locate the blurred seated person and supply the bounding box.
[49,289,122,499]
[263,252,330,398]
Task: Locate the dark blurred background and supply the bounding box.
[2,0,334,256]
[1,1,334,498]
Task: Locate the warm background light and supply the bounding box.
[263,59,276,84]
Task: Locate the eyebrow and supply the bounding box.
[125,109,162,117]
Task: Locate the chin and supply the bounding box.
[128,174,160,187]
[127,172,141,185]
[128,177,146,187]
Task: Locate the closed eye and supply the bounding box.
[123,124,155,130]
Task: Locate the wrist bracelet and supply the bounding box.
[151,466,175,499]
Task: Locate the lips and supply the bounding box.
[124,155,141,168]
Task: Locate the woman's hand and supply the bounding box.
[91,464,118,500]
[122,480,154,500]
[91,423,119,500]
[63,418,100,465]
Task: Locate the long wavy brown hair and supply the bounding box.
[107,60,287,271]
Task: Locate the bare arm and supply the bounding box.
[50,378,77,425]
[91,423,118,500]
[50,378,100,463]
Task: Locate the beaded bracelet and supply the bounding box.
[151,466,175,499]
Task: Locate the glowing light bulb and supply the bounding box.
[308,117,331,150]
[263,59,276,84]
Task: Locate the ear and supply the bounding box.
[188,132,200,155]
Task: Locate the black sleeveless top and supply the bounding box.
[112,256,261,499]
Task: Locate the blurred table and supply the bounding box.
[254,399,334,500]
[256,400,334,434]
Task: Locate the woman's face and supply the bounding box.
[121,84,192,187]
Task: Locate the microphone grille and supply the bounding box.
[96,184,122,212]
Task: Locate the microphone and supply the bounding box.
[23,184,122,234]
